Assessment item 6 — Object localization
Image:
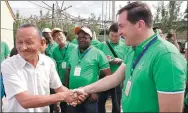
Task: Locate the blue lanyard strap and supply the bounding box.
[132,36,158,74]
[78,46,92,65]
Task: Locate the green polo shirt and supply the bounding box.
[68,46,109,89]
[71,38,78,45]
[52,43,77,84]
[99,40,127,73]
[122,34,187,112]
[1,42,10,62]
[184,63,188,105]
[71,38,101,49]
[45,42,58,58]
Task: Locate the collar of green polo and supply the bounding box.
[133,33,157,57]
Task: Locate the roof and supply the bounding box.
[5,1,16,20]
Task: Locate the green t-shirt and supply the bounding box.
[99,40,127,73]
[45,42,58,58]
[68,46,109,89]
[122,34,187,112]
[71,38,101,49]
[52,43,77,84]
[1,42,10,62]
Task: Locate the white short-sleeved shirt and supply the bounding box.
[185,42,187,49]
[1,54,62,112]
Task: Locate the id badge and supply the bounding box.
[125,80,132,96]
[62,62,66,69]
[74,66,81,76]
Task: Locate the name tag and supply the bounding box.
[62,62,66,69]
[74,66,81,76]
[125,80,132,96]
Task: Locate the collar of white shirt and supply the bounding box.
[18,54,45,68]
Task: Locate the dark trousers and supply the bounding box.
[50,89,56,113]
[60,102,67,113]
[98,85,122,113]
[67,98,98,113]
[184,104,188,113]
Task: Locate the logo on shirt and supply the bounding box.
[138,62,144,70]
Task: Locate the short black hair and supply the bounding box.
[109,23,118,33]
[18,23,42,38]
[10,47,18,57]
[117,2,153,28]
[153,26,159,31]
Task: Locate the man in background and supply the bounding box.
[42,28,58,58]
[52,28,77,113]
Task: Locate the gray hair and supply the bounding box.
[18,23,42,39]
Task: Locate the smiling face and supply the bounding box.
[16,27,41,60]
[77,30,91,50]
[118,11,138,46]
[53,31,67,45]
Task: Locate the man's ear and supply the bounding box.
[41,37,46,46]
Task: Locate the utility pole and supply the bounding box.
[52,3,55,28]
[104,1,108,41]
[109,1,111,21]
[102,1,104,29]
[112,1,115,22]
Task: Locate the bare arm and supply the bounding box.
[15,90,75,109]
[158,93,184,112]
[83,63,126,94]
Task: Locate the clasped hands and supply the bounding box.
[63,87,89,107]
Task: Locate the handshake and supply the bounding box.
[58,87,89,107]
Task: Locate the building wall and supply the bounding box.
[1,1,14,50]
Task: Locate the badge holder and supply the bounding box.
[125,77,132,96]
[74,65,81,76]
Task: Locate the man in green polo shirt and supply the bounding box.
[184,42,188,113]
[71,27,101,49]
[42,28,58,58]
[1,41,10,62]
[98,23,127,113]
[73,2,187,112]
[52,28,77,113]
[66,26,111,113]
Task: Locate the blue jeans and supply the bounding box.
[67,98,98,113]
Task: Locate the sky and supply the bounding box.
[9,1,187,20]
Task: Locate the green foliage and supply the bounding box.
[153,1,186,33]
[88,13,101,37]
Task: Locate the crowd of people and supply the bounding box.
[1,2,188,113]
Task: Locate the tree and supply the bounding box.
[153,1,184,33]
[13,10,22,46]
[88,13,101,38]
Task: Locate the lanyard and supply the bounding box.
[60,43,69,61]
[131,36,158,76]
[78,46,92,65]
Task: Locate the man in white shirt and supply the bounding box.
[1,24,87,112]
